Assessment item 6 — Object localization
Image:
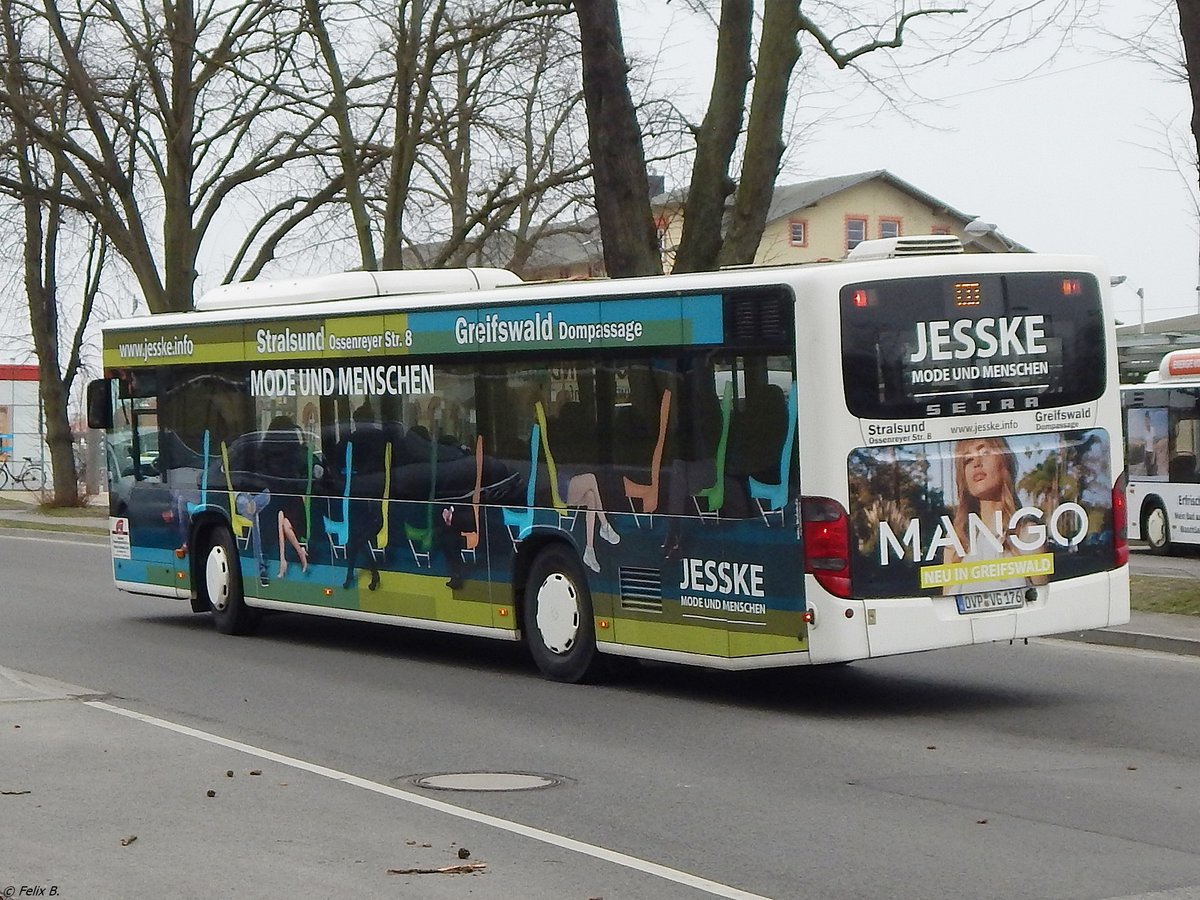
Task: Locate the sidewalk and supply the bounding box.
[2,492,1199,658]
[1052,611,1200,658]
[0,668,585,898]
[0,488,108,535]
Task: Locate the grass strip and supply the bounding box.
[1131,574,1200,616]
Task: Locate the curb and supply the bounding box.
[1051,629,1200,658]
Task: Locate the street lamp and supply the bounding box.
[1112,275,1146,334]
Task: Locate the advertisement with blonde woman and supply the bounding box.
[847,428,1113,601]
[939,437,1050,596]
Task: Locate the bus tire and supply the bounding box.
[1143,501,1172,555]
[523,545,600,683]
[203,526,260,635]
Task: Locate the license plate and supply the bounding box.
[955,587,1026,614]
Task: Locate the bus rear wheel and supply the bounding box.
[523,545,600,683]
[203,526,260,635]
[1144,502,1173,555]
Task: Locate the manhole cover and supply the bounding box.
[409,772,565,792]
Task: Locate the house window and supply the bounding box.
[846,217,867,250]
[930,224,952,235]
[789,219,808,247]
[879,218,901,239]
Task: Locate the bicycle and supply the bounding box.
[0,455,47,492]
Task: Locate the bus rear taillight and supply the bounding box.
[802,496,851,599]
[1113,472,1129,567]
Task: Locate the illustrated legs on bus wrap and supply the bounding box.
[330,403,392,591]
[164,427,211,554]
[536,400,619,573]
[459,435,485,565]
[277,508,308,579]
[162,487,196,554]
[262,416,312,580]
[438,505,476,590]
[565,472,620,573]
[661,457,717,558]
[342,497,383,590]
[439,436,485,591]
[234,488,271,587]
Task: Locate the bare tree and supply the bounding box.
[0,0,326,313]
[413,6,594,273]
[0,3,106,503]
[297,0,592,275]
[573,0,663,277]
[1173,1,1200,196]
[1103,4,1199,286]
[574,0,1098,277]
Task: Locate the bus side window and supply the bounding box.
[1169,405,1200,482]
[730,381,789,484]
[1169,452,1198,483]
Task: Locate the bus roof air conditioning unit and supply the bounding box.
[195,268,522,311]
[845,235,964,261]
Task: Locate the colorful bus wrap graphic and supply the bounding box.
[847,428,1113,599]
[106,334,808,658]
[109,429,809,656]
[104,295,726,369]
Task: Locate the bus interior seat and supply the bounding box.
[1170,452,1198,482]
[611,405,649,466]
[728,383,788,480]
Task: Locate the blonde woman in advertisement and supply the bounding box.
[941,436,1049,596]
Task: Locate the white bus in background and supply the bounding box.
[1123,348,1200,554]
[88,235,1130,682]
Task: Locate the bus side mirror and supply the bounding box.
[86,379,113,430]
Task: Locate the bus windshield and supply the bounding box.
[840,272,1106,419]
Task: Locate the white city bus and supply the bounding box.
[1123,348,1200,554]
[88,235,1130,681]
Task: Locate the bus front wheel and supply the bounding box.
[523,545,600,683]
[203,526,260,635]
[1144,502,1173,555]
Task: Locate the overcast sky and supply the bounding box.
[620,1,1194,329]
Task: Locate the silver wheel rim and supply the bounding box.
[535,572,580,655]
[1147,507,1168,547]
[206,542,232,612]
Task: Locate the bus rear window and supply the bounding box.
[840,272,1105,419]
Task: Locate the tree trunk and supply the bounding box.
[37,354,79,507]
[22,203,79,505]
[1179,0,1200,198]
[306,0,378,270]
[718,0,801,268]
[672,0,753,274]
[574,0,661,277]
[162,0,199,312]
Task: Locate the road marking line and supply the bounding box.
[86,699,769,900]
[0,532,107,546]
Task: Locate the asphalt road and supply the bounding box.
[1130,543,1200,579]
[3,531,1200,900]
